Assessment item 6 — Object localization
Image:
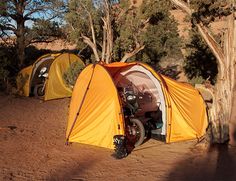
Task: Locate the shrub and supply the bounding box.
[63,61,84,88]
[188,76,205,86]
[0,50,10,90]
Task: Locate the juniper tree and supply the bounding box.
[66,0,182,65]
[171,0,236,143]
[0,0,66,68]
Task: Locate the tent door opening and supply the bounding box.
[29,57,55,96]
[112,65,167,138]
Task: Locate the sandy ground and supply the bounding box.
[1,92,236,181]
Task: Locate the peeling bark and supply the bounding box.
[81,35,100,62]
[170,0,236,143]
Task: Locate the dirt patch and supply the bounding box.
[1,93,236,180]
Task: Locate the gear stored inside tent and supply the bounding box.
[66,62,208,149]
[16,53,85,100]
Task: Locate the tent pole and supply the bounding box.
[66,64,96,144]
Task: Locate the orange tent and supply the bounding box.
[66,62,208,149]
[16,53,85,100]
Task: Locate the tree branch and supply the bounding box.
[196,23,225,70]
[78,45,89,56]
[81,34,100,62]
[0,24,16,33]
[120,45,145,62]
[24,7,46,18]
[0,32,12,44]
[101,20,106,61]
[104,0,113,63]
[79,1,100,62]
[170,0,226,71]
[170,0,192,15]
[141,17,150,30]
[80,2,97,47]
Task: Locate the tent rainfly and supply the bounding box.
[66,62,208,149]
[16,53,85,101]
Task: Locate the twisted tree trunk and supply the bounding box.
[171,0,236,144]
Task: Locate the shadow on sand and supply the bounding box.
[46,156,99,181]
[166,144,236,181]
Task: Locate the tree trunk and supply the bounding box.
[230,88,236,145]
[170,0,236,144]
[202,14,235,144]
[210,80,232,143]
[82,35,100,62]
[120,45,145,62]
[103,0,113,64]
[228,12,236,145]
[16,18,26,69]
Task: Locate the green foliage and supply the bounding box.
[184,30,218,84]
[0,0,67,67]
[66,0,103,52]
[24,46,52,66]
[0,1,6,17]
[189,0,233,26]
[63,61,85,88]
[0,50,9,81]
[183,1,234,84]
[188,76,205,86]
[16,72,30,95]
[157,64,181,80]
[0,45,12,90]
[113,0,183,63]
[0,42,64,91]
[0,0,67,37]
[66,0,183,64]
[28,20,65,43]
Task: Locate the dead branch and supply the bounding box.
[170,0,226,75]
[101,19,106,61]
[78,45,89,56]
[81,34,100,62]
[79,2,97,46]
[120,45,145,62]
[104,0,113,63]
[78,1,100,62]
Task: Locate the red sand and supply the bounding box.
[1,93,236,180]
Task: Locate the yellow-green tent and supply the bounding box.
[16,53,85,101]
[66,62,208,149]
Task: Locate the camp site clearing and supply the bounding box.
[1,92,236,180]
